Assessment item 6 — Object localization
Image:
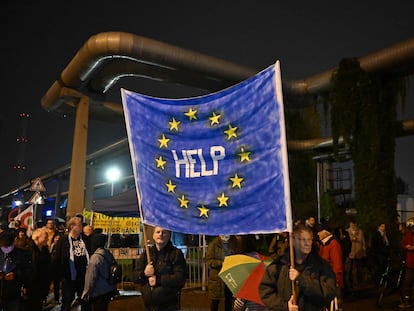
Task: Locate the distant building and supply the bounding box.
[397,194,414,223]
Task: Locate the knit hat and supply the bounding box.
[317,224,332,233]
[91,233,107,252]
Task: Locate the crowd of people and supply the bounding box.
[202,215,409,311]
[0,213,412,311]
[0,215,118,311]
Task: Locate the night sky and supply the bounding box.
[1,1,413,195]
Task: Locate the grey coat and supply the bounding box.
[82,248,117,299]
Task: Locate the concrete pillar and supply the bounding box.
[67,96,89,218]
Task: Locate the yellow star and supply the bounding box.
[224,124,238,140]
[209,112,221,126]
[155,156,167,170]
[198,205,209,218]
[158,134,170,148]
[178,194,189,209]
[230,173,244,189]
[238,147,251,162]
[217,193,229,207]
[169,118,181,132]
[184,108,197,121]
[165,180,176,193]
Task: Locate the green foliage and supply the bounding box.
[329,58,406,234]
[285,107,320,219]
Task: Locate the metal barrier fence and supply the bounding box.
[184,245,208,290]
[109,244,209,290]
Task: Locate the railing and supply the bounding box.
[109,245,209,290]
[184,245,208,290]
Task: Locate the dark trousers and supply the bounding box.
[53,274,61,301]
[61,278,89,311]
[0,297,20,311]
[210,286,233,311]
[89,291,114,311]
[344,257,363,288]
[401,267,414,302]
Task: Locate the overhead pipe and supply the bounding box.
[42,32,414,122]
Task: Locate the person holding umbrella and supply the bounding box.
[231,235,269,311]
[206,235,239,311]
[259,224,337,311]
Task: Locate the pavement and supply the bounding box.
[43,283,407,311]
[107,285,406,311]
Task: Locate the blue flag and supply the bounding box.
[121,61,292,235]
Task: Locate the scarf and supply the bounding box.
[68,234,89,280]
[379,230,389,246]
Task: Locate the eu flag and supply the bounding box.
[121,61,292,235]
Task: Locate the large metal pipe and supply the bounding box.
[42,32,414,122]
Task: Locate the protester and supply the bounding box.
[293,217,302,227]
[371,223,391,283]
[317,225,343,305]
[81,233,118,311]
[233,235,268,311]
[0,229,33,311]
[305,216,318,241]
[14,227,31,250]
[206,235,239,311]
[268,232,289,259]
[83,224,94,254]
[44,218,57,250]
[259,224,336,311]
[50,231,64,304]
[133,226,186,311]
[399,217,414,308]
[55,216,90,311]
[345,219,366,289]
[27,227,52,311]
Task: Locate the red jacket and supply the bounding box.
[402,229,414,268]
[318,236,343,288]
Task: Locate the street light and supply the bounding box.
[106,166,121,196]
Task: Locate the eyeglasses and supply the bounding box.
[296,238,313,243]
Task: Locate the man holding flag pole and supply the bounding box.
[122,61,335,308]
[259,224,337,311]
[133,226,186,311]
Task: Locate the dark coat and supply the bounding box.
[54,234,89,281]
[205,236,239,300]
[259,250,337,311]
[371,230,390,258]
[26,241,52,311]
[28,241,52,296]
[134,241,186,310]
[0,247,34,302]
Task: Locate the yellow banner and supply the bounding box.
[91,212,140,234]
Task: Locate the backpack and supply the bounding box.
[97,250,123,285]
[108,260,123,285]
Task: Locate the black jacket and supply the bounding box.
[259,249,336,311]
[0,247,34,302]
[54,234,88,281]
[134,241,186,310]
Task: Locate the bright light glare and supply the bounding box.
[106,167,121,182]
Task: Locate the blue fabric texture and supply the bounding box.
[121,63,291,235]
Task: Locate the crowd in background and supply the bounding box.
[0,213,118,311]
[0,212,410,311]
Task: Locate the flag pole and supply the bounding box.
[142,223,151,264]
[289,232,296,305]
